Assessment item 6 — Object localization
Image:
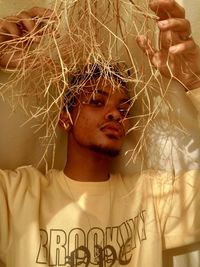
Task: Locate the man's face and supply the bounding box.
[68,77,131,157]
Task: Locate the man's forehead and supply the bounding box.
[79,77,129,98]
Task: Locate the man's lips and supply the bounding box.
[100,122,124,139]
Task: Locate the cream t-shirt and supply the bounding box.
[0,167,200,267]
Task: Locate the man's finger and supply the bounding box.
[169,39,197,54]
[136,35,156,58]
[158,18,191,38]
[13,7,55,38]
[0,19,21,40]
[150,0,185,19]
[158,18,191,33]
[17,7,55,35]
[26,7,55,19]
[17,12,36,34]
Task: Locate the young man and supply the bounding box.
[0,1,200,267]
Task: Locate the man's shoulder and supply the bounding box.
[0,165,48,188]
[0,165,42,177]
[118,169,168,180]
[115,169,172,189]
[0,166,64,200]
[119,168,200,188]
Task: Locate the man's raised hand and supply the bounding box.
[0,7,54,69]
[137,0,200,90]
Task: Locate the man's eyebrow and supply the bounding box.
[95,89,129,102]
[96,89,109,96]
[119,97,130,105]
[95,89,130,106]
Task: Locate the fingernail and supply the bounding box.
[158,20,168,28]
[137,35,146,43]
[169,46,178,54]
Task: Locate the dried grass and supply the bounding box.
[0,0,173,170]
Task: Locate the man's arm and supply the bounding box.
[137,0,200,91]
[0,7,53,69]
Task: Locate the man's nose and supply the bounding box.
[104,107,121,122]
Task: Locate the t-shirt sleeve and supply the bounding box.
[156,170,200,250]
[0,170,10,260]
[0,166,42,260]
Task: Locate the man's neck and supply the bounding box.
[64,144,111,182]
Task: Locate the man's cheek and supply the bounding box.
[122,121,130,134]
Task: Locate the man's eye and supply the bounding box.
[119,108,129,117]
[89,99,105,107]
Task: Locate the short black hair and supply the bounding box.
[70,63,129,87]
[64,63,131,112]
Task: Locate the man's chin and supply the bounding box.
[89,144,121,157]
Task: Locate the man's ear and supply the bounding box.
[58,110,72,131]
